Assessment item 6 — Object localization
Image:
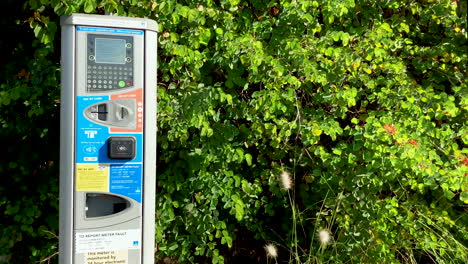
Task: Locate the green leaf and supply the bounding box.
[399,22,410,33]
[341,32,350,46]
[199,28,211,45]
[84,0,96,13]
[381,22,393,33]
[235,148,244,161]
[245,153,252,166]
[234,199,245,221]
[168,243,178,250]
[461,191,468,204]
[332,32,341,42]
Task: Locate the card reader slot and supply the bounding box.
[97,103,107,121]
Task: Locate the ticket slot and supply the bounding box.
[86,193,131,218]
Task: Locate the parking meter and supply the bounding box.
[59,14,157,264]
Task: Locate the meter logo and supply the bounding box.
[85,130,98,138]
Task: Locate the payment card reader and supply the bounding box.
[59,14,157,264]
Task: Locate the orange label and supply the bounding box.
[110,88,143,133]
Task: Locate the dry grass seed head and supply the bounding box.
[264,243,278,258]
[279,171,293,190]
[318,228,332,245]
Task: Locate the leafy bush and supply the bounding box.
[0,1,60,263]
[1,0,467,263]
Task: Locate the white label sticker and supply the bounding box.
[85,250,128,264]
[75,229,140,253]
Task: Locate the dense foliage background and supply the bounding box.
[0,0,467,263]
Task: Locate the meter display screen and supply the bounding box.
[95,38,126,64]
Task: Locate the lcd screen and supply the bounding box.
[95,38,126,64]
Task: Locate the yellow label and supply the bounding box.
[76,164,109,192]
[85,250,128,264]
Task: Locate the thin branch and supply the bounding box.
[41,229,59,240]
[36,252,58,264]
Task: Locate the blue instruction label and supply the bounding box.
[77,26,144,35]
[110,164,142,203]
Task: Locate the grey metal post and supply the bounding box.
[60,14,157,264]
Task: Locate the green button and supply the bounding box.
[118,81,125,87]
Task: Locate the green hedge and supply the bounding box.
[1,0,467,263]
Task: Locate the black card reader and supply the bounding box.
[108,136,136,159]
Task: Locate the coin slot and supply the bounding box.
[117,106,129,121]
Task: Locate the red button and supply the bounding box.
[126,80,133,86]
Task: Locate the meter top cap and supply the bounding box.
[60,13,158,32]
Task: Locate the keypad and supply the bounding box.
[86,65,133,91]
[86,34,134,92]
